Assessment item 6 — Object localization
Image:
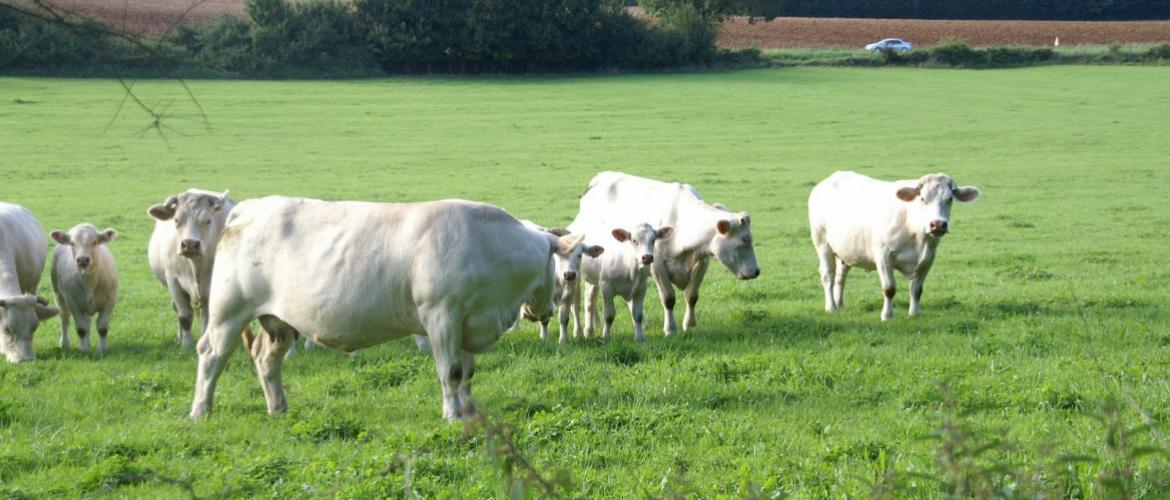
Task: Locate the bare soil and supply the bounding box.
[20,1,1170,48]
[718,16,1170,49]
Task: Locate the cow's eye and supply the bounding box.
[742,236,752,244]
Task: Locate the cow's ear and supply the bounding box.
[611,229,631,242]
[554,233,585,257]
[954,186,981,203]
[99,229,118,243]
[716,220,732,235]
[148,197,178,221]
[35,304,59,320]
[585,245,605,258]
[895,187,919,202]
[213,190,231,212]
[656,226,674,240]
[50,231,71,245]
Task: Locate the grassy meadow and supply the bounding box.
[1,66,1169,497]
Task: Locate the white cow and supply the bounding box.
[190,196,590,421]
[808,171,981,321]
[0,202,59,363]
[50,224,119,353]
[516,220,603,343]
[580,223,673,342]
[147,189,234,348]
[569,171,760,336]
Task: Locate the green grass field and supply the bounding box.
[2,66,1169,497]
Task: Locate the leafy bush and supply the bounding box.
[929,39,986,67]
[1147,44,1170,62]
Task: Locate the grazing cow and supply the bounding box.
[189,196,590,421]
[0,202,59,362]
[808,171,981,321]
[516,220,604,343]
[569,171,760,336]
[147,189,234,348]
[50,224,119,353]
[580,223,673,342]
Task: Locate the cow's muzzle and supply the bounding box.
[929,220,949,237]
[180,239,203,257]
[563,271,577,282]
[641,254,654,265]
[76,256,91,269]
[738,268,761,280]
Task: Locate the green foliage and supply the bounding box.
[1,0,731,76]
[640,0,783,20]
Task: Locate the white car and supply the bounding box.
[865,38,912,52]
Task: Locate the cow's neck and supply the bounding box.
[671,200,724,258]
[0,255,21,296]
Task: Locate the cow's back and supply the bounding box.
[571,171,700,231]
[0,203,48,294]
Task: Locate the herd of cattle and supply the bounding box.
[0,170,978,420]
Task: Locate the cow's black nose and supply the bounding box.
[641,255,654,265]
[563,271,577,282]
[929,220,949,235]
[180,239,202,255]
[76,256,91,268]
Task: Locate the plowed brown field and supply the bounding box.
[20,0,1170,48]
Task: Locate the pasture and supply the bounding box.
[1,66,1169,497]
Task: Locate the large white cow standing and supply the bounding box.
[569,171,760,336]
[0,202,59,362]
[147,189,234,348]
[808,171,981,321]
[50,224,119,353]
[190,196,591,421]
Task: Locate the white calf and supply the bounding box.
[581,223,673,342]
[50,224,118,353]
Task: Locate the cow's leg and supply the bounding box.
[170,284,196,348]
[630,289,647,343]
[254,315,297,414]
[908,263,933,317]
[570,289,584,339]
[601,287,616,340]
[538,317,550,340]
[75,313,92,352]
[583,282,600,338]
[422,308,468,421]
[876,254,897,321]
[457,350,476,417]
[96,303,114,354]
[56,298,71,350]
[651,264,678,336]
[682,259,709,331]
[189,311,249,419]
[833,258,850,309]
[558,302,572,344]
[817,246,838,312]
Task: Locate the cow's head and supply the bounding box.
[552,232,604,282]
[611,223,673,268]
[0,294,57,363]
[710,204,761,280]
[51,224,116,273]
[895,173,981,238]
[148,190,232,259]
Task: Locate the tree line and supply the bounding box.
[0,0,749,77]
